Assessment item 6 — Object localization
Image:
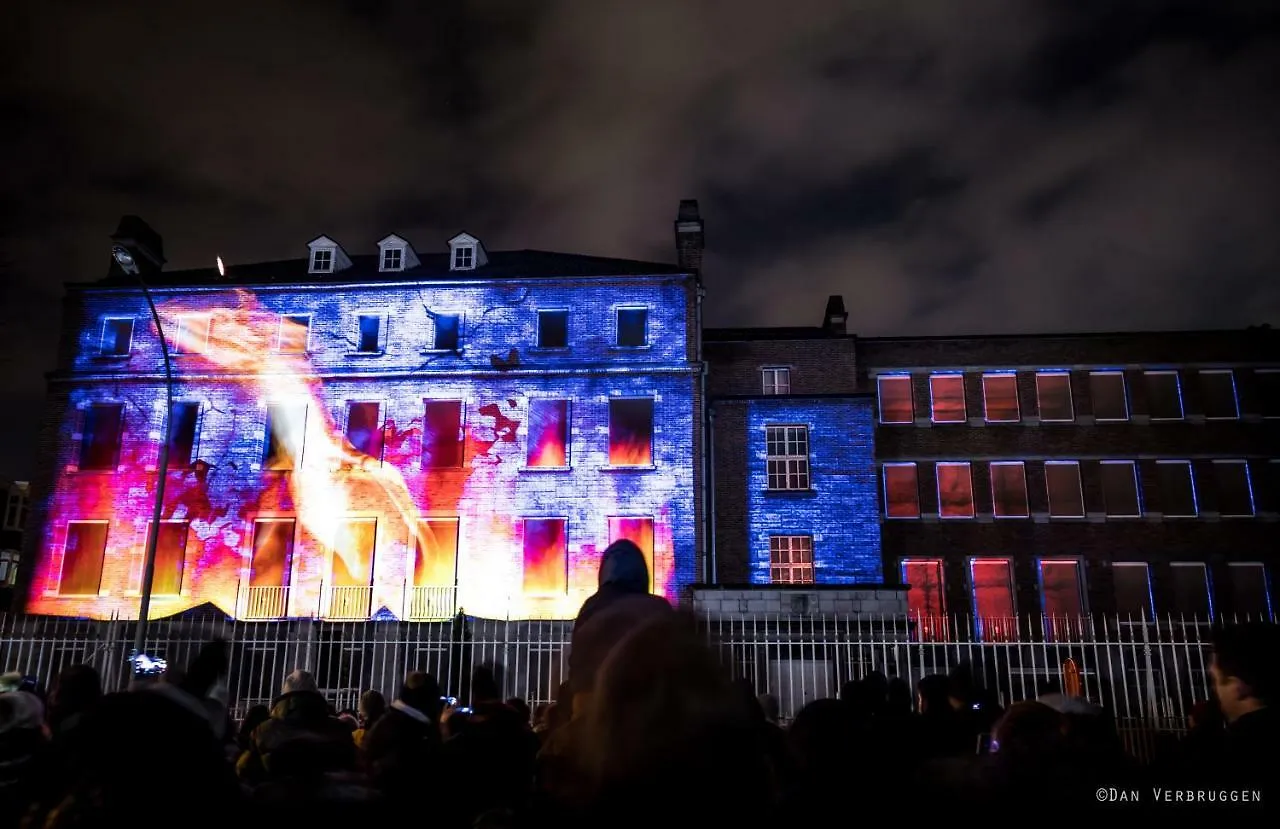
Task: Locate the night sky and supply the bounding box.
[1,0,1277,477]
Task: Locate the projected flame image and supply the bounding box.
[28,275,698,622]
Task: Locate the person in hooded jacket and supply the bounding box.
[236,669,356,786]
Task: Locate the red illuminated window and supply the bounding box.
[1089,372,1128,421]
[982,374,1020,422]
[345,402,384,461]
[990,462,1029,518]
[278,314,311,353]
[765,426,810,490]
[79,403,123,471]
[929,374,966,423]
[883,463,920,518]
[1113,563,1152,620]
[166,402,200,469]
[608,517,655,592]
[1035,372,1074,421]
[1214,460,1254,517]
[901,559,946,640]
[936,462,974,518]
[1199,370,1238,419]
[422,400,464,468]
[527,399,570,468]
[263,404,307,470]
[769,536,813,584]
[1101,461,1141,517]
[174,315,211,355]
[523,518,567,594]
[1145,371,1183,420]
[877,375,914,424]
[1045,461,1084,517]
[328,518,376,619]
[609,398,653,467]
[970,559,1015,641]
[1040,560,1084,640]
[59,521,109,596]
[149,520,189,596]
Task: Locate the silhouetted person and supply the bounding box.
[362,672,441,801]
[236,669,355,786]
[0,691,52,826]
[238,704,271,752]
[47,665,101,740]
[1206,622,1278,797]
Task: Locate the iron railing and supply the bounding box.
[0,611,1270,762]
[234,582,458,622]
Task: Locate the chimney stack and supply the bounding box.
[109,215,166,277]
[823,295,849,336]
[674,199,704,275]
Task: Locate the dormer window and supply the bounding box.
[376,234,419,273]
[311,249,333,273]
[306,235,352,275]
[382,248,402,271]
[447,232,487,272]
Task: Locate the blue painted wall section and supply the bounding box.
[746,397,881,584]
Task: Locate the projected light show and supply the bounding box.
[28,274,698,622]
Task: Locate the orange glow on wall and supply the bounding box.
[522,518,567,594]
[608,398,653,466]
[526,399,569,468]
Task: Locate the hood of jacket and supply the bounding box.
[597,539,649,593]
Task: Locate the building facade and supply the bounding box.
[1,479,29,608]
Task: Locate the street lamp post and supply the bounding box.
[115,246,174,676]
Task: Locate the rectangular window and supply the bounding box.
[1227,563,1271,619]
[883,463,920,519]
[311,249,333,272]
[100,317,134,356]
[982,373,1020,422]
[166,402,201,469]
[357,314,383,353]
[344,402,383,461]
[1113,563,1153,620]
[150,520,189,596]
[1156,461,1197,517]
[330,518,376,590]
[990,461,1029,518]
[929,374,966,423]
[1256,370,1280,418]
[79,403,124,471]
[413,518,459,587]
[608,517,655,592]
[1199,370,1238,419]
[248,519,294,618]
[970,559,1015,641]
[936,462,974,519]
[1214,460,1254,517]
[877,375,914,423]
[278,314,311,353]
[59,521,109,596]
[1145,371,1183,420]
[762,367,791,396]
[174,315,211,355]
[768,535,814,585]
[381,248,402,271]
[1045,461,1085,517]
[453,246,474,270]
[1089,371,1128,421]
[901,559,946,637]
[609,398,654,467]
[263,404,306,470]
[422,400,464,468]
[537,310,568,349]
[1040,560,1084,618]
[765,425,810,490]
[1035,372,1074,421]
[1100,461,1142,517]
[527,399,570,468]
[616,308,648,347]
[433,314,460,351]
[522,518,567,594]
[1170,562,1212,619]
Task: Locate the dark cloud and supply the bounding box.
[0,0,1277,474]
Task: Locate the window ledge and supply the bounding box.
[602,465,656,472]
[520,466,573,473]
[608,345,652,352]
[348,350,386,357]
[763,488,817,495]
[92,355,132,362]
[420,348,459,355]
[529,347,570,354]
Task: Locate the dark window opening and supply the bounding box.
[1101,461,1141,516]
[101,318,134,356]
[423,400,464,468]
[1045,462,1084,517]
[537,310,568,349]
[616,308,648,347]
[990,462,1029,518]
[1256,371,1280,418]
[1145,372,1183,419]
[1157,461,1197,517]
[357,315,382,352]
[79,404,123,471]
[1199,371,1238,419]
[1090,372,1128,420]
[166,402,200,469]
[1170,563,1212,618]
[1227,564,1270,619]
[1113,564,1153,620]
[1215,461,1254,516]
[433,314,460,351]
[279,315,310,353]
[609,398,654,467]
[345,402,383,461]
[59,522,109,596]
[1036,372,1074,421]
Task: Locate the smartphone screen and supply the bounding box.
[976,733,995,754]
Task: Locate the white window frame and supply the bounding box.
[100,317,135,357]
[1144,370,1184,420]
[277,314,312,353]
[535,309,570,349]
[877,374,914,424]
[452,244,476,271]
[1044,460,1085,518]
[1169,561,1214,620]
[0,549,18,587]
[1035,371,1075,422]
[615,306,649,348]
[1155,460,1198,518]
[1113,562,1154,621]
[762,366,791,396]
[380,246,404,272]
[1100,460,1143,518]
[764,425,810,491]
[768,535,814,585]
[1199,369,1239,420]
[1089,371,1130,422]
[882,462,921,519]
[309,248,334,273]
[928,373,967,423]
[936,461,975,519]
[981,373,1020,423]
[174,314,212,355]
[355,312,387,353]
[1257,369,1280,419]
[1213,459,1255,517]
[990,461,1029,519]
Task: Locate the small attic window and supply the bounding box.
[452,245,475,271]
[382,248,403,271]
[311,249,333,273]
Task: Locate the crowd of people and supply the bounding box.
[0,540,1274,826]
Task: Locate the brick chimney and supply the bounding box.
[674,199,704,274]
[823,295,849,335]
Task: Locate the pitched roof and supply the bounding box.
[87,249,688,288]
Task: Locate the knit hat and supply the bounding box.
[282,669,318,695]
[0,691,45,734]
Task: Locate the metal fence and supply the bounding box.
[0,611,1268,762]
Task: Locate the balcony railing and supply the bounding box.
[405,585,457,621]
[241,585,290,620]
[325,585,374,621]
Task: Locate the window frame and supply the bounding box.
[1144,370,1184,421]
[1113,562,1154,621]
[1035,371,1075,422]
[173,314,212,355]
[615,306,649,348]
[355,312,386,354]
[936,461,975,519]
[525,397,571,469]
[928,373,967,424]
[768,535,814,585]
[431,312,462,352]
[877,374,915,424]
[761,366,791,396]
[78,402,125,472]
[58,519,111,597]
[380,246,403,272]
[989,461,1030,519]
[1100,460,1143,518]
[1169,561,1214,620]
[309,248,334,273]
[99,316,135,357]
[521,517,569,595]
[343,400,385,463]
[166,400,203,469]
[144,519,191,597]
[451,244,476,271]
[1089,370,1130,422]
[277,313,312,354]
[981,373,1021,423]
[1044,460,1085,518]
[1155,459,1198,518]
[1213,459,1255,517]
[607,397,655,468]
[1225,562,1273,619]
[882,462,921,519]
[764,424,811,491]
[1256,369,1280,419]
[535,309,570,350]
[422,399,466,469]
[1198,369,1239,420]
[262,402,308,471]
[968,557,1017,642]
